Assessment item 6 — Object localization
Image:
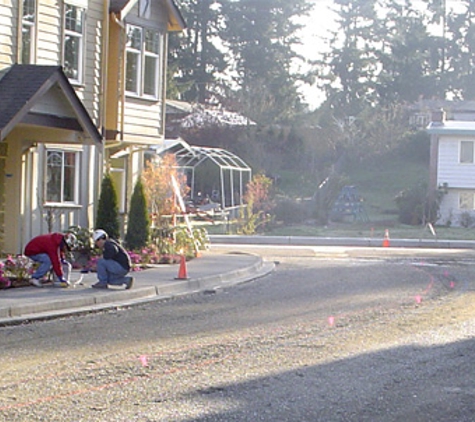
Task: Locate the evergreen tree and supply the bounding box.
[125,178,150,250]
[376,0,444,104]
[95,174,120,240]
[316,0,380,117]
[220,0,312,124]
[445,0,475,99]
[169,0,227,103]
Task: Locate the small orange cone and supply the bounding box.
[176,254,189,279]
[382,229,390,247]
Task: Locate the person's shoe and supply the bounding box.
[124,276,134,290]
[91,282,108,289]
[59,280,70,288]
[29,278,43,288]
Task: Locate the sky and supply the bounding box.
[296,0,335,109]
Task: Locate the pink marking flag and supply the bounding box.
[139,355,148,367]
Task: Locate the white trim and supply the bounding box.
[64,0,88,8]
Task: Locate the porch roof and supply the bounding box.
[0,65,102,144]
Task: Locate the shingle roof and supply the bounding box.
[0,64,101,143]
[109,0,131,14]
[0,65,58,129]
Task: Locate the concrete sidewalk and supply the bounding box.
[0,250,275,326]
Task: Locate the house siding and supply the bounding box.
[0,2,17,67]
[437,137,475,189]
[34,1,104,126]
[36,2,61,64]
[120,1,168,144]
[437,189,475,227]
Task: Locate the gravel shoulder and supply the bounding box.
[2,253,475,421]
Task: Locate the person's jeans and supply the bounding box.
[29,253,72,281]
[29,253,52,279]
[96,258,129,286]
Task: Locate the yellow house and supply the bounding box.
[0,0,185,253]
[104,0,185,226]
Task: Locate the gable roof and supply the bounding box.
[0,64,102,144]
[110,0,186,31]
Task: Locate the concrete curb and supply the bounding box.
[0,255,275,326]
[209,235,475,249]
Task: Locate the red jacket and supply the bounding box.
[24,233,66,277]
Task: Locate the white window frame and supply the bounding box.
[21,0,37,64]
[126,25,160,99]
[62,3,85,85]
[460,141,474,164]
[45,149,80,205]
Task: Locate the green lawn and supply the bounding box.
[205,147,474,241]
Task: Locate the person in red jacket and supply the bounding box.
[24,232,77,288]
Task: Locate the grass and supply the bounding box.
[203,146,475,241]
[346,153,428,222]
[262,150,475,241]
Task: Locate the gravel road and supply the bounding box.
[2,248,475,421]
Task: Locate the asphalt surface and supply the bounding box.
[0,248,274,326]
[2,234,475,326]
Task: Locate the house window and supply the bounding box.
[21,0,36,64]
[126,25,160,98]
[460,141,474,164]
[63,4,85,84]
[460,192,475,210]
[46,150,79,203]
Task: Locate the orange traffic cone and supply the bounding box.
[176,254,189,280]
[382,229,390,247]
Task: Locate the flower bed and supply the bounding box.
[1,250,185,289]
[0,255,34,289]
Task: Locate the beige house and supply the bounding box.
[0,0,185,253]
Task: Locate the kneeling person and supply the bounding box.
[92,229,133,289]
[24,232,76,288]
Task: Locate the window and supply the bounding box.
[63,4,85,83]
[460,192,475,210]
[460,141,474,164]
[46,150,79,203]
[126,25,160,98]
[21,0,36,64]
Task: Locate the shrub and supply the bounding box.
[96,173,121,239]
[395,182,445,225]
[67,225,93,255]
[460,211,475,228]
[274,199,308,224]
[126,179,150,250]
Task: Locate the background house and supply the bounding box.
[427,110,475,227]
[0,0,185,253]
[410,99,475,129]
